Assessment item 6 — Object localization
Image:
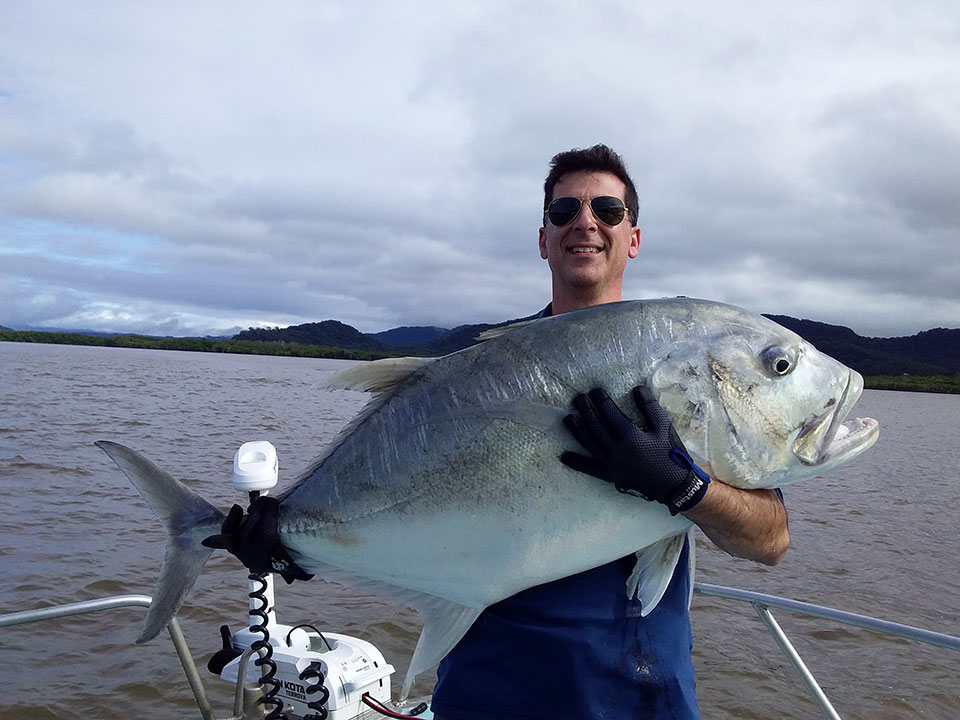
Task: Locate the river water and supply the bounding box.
[1,342,957,719]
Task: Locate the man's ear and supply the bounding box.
[628,226,641,258]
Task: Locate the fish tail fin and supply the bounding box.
[95,440,226,642]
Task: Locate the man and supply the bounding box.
[430,145,789,719]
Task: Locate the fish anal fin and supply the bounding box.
[278,559,484,701]
[401,598,483,700]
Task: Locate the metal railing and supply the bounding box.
[3,587,958,720]
[693,582,960,720]
[0,595,217,720]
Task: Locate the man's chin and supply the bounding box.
[561,267,608,288]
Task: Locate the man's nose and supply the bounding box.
[573,201,599,230]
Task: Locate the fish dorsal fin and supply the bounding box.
[475,318,539,341]
[401,598,483,700]
[327,356,433,396]
[626,532,687,616]
[286,357,437,484]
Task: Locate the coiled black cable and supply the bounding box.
[249,571,284,719]
[300,660,330,720]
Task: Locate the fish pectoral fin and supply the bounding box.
[326,356,434,396]
[626,533,688,617]
[685,527,697,610]
[390,399,568,435]
[481,399,568,432]
[401,598,483,701]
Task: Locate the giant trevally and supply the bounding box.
[96,298,879,698]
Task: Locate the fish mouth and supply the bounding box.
[793,370,879,466]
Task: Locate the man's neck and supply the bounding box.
[550,288,623,316]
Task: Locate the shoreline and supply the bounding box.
[3,331,958,394]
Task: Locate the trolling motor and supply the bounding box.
[209,441,399,720]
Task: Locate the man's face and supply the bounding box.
[538,171,641,297]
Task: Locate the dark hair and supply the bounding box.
[542,144,639,226]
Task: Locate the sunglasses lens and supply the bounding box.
[590,196,627,226]
[547,197,582,227]
[547,196,627,227]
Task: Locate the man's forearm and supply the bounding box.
[557,383,791,565]
[683,482,789,565]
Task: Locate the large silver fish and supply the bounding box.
[96,298,879,697]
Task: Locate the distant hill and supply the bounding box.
[764,316,960,376]
[8,311,954,379]
[410,322,506,356]
[232,318,533,356]
[369,326,450,347]
[233,320,395,352]
[232,313,960,378]
[6,325,234,341]
[14,325,127,337]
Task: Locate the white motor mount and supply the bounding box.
[217,441,397,720]
[220,627,395,720]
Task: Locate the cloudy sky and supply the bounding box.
[1,2,958,339]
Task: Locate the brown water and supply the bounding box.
[1,342,958,719]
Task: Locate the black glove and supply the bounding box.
[202,496,313,583]
[561,385,710,515]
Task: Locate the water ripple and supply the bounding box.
[2,342,958,719]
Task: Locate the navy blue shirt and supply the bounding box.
[431,537,699,720]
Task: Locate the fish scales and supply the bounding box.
[95,297,879,698]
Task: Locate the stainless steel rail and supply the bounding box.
[694,582,960,720]
[0,595,217,720]
[3,587,958,720]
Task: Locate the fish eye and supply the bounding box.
[762,346,796,376]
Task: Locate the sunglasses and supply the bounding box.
[545,196,629,228]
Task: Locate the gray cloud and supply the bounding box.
[1,1,958,339]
